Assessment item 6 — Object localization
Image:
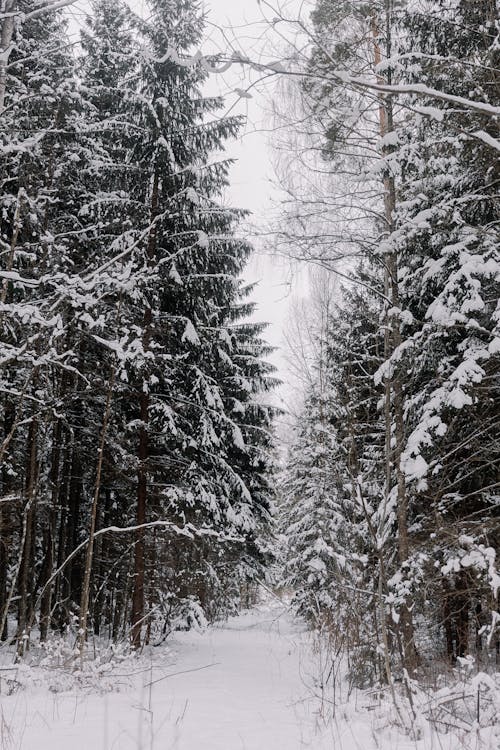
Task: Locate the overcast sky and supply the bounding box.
[199,0,308,400]
[197,0,317,424]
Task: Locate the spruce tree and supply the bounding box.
[0,0,277,651]
[0,1,91,648]
[282,269,388,684]
[389,0,500,661]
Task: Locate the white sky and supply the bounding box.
[198,0,309,404]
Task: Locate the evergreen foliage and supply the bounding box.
[280,0,499,683]
[0,0,277,652]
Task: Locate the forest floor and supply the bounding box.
[0,601,498,749]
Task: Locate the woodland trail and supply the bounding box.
[1,602,467,749]
[1,603,336,750]
[147,603,330,749]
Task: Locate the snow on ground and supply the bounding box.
[0,602,497,749]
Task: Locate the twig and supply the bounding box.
[145,662,220,687]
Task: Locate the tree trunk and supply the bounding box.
[54,430,71,631]
[17,417,38,656]
[64,444,83,613]
[78,366,115,658]
[372,8,418,674]
[0,1,16,114]
[442,579,455,663]
[0,389,15,641]
[455,570,469,659]
[39,417,63,641]
[0,506,8,641]
[131,172,159,649]
[38,526,53,641]
[131,366,150,649]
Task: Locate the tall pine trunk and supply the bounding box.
[17,416,38,655]
[0,505,8,641]
[78,366,116,657]
[131,173,159,649]
[39,416,63,641]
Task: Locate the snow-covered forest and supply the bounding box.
[0,0,499,748]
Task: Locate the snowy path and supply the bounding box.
[146,606,328,750]
[0,603,474,749]
[1,603,335,750]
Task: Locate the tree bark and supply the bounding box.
[17,416,38,656]
[0,388,15,640]
[131,346,150,650]
[0,505,8,640]
[0,1,16,115]
[78,365,116,658]
[442,579,455,662]
[39,416,63,641]
[455,570,469,659]
[372,7,418,674]
[131,172,159,649]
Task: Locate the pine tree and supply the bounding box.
[278,0,423,674]
[387,0,500,661]
[282,268,389,684]
[0,0,277,652]
[63,0,277,648]
[0,1,93,649]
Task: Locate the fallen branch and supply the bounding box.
[145,662,220,687]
